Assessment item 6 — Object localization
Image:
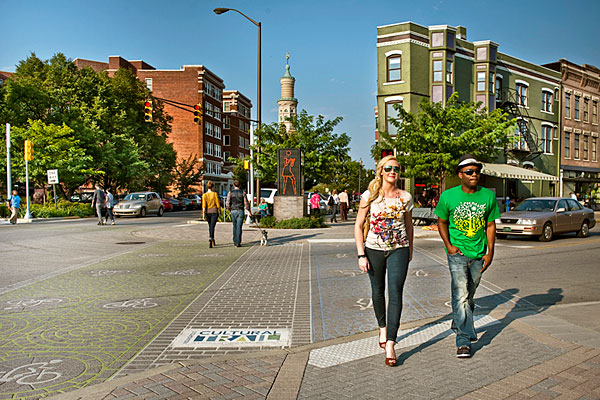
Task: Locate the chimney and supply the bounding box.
[456,26,467,40]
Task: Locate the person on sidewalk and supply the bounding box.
[310,192,321,217]
[328,189,340,223]
[226,180,250,247]
[202,180,221,248]
[8,189,21,225]
[434,154,500,359]
[354,155,414,367]
[258,198,268,221]
[103,187,115,225]
[91,183,106,225]
[339,189,349,221]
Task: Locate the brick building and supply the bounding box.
[376,22,561,199]
[74,56,247,195]
[544,60,600,206]
[222,90,252,175]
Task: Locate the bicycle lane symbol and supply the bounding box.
[0,359,63,386]
[102,298,158,309]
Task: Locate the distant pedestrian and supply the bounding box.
[339,189,349,221]
[570,192,578,200]
[202,180,221,248]
[434,154,500,359]
[310,192,321,217]
[354,155,414,367]
[91,183,106,225]
[103,187,115,225]
[8,189,21,225]
[328,189,340,223]
[226,180,250,247]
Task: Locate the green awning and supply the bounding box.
[482,163,558,181]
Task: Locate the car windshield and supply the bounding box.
[124,193,147,201]
[514,199,556,212]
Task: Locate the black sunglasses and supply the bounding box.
[383,165,400,173]
[461,168,481,176]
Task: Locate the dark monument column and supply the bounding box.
[274,148,306,220]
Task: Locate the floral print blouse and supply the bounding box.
[362,189,413,250]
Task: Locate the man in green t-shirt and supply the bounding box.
[434,154,500,359]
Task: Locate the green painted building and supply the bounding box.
[376,22,562,201]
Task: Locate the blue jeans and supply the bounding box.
[447,252,483,348]
[231,210,244,245]
[365,247,410,342]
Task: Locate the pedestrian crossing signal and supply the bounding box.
[193,104,202,124]
[381,149,394,158]
[144,101,152,122]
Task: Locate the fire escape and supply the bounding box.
[497,88,542,162]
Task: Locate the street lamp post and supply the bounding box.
[214,7,261,205]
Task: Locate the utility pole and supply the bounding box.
[5,123,11,201]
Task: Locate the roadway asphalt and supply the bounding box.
[0,212,599,399]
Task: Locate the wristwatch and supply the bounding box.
[357,254,366,259]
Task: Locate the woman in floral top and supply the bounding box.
[354,155,414,367]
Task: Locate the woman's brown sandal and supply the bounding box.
[385,357,397,367]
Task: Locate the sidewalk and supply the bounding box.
[49,220,600,400]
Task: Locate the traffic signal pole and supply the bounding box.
[5,123,11,202]
[24,159,33,219]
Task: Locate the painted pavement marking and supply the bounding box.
[171,328,291,348]
[307,315,500,368]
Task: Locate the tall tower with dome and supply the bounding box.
[278,53,298,132]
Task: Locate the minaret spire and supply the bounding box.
[278,53,298,132]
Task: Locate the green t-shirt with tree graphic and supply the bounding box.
[434,185,500,260]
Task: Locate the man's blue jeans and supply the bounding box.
[231,210,244,246]
[447,252,483,348]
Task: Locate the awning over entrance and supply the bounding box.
[481,163,558,181]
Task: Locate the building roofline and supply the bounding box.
[376,20,427,30]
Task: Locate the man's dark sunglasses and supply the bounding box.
[383,165,401,173]
[461,168,481,176]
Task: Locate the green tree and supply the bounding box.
[9,120,95,196]
[250,110,351,189]
[0,52,176,195]
[172,154,203,196]
[373,93,515,189]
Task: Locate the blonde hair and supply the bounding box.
[363,155,399,207]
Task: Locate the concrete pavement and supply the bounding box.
[7,217,600,399]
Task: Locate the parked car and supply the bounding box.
[177,197,193,210]
[186,194,202,209]
[70,192,94,203]
[247,188,278,205]
[496,197,596,242]
[168,197,186,211]
[161,198,173,212]
[114,192,164,217]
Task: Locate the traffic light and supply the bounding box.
[381,149,394,159]
[24,140,34,161]
[144,101,153,122]
[193,104,202,124]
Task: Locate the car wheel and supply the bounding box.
[539,223,553,242]
[139,207,147,218]
[157,207,164,217]
[496,233,508,240]
[576,221,589,238]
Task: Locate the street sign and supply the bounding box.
[47,169,59,184]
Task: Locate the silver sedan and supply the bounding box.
[496,197,596,242]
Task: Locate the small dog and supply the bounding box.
[260,231,268,246]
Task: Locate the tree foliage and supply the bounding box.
[251,110,351,190]
[0,52,176,196]
[172,154,203,196]
[373,93,516,188]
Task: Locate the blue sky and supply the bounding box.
[2,0,599,168]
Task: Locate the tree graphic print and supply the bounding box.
[453,202,486,238]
